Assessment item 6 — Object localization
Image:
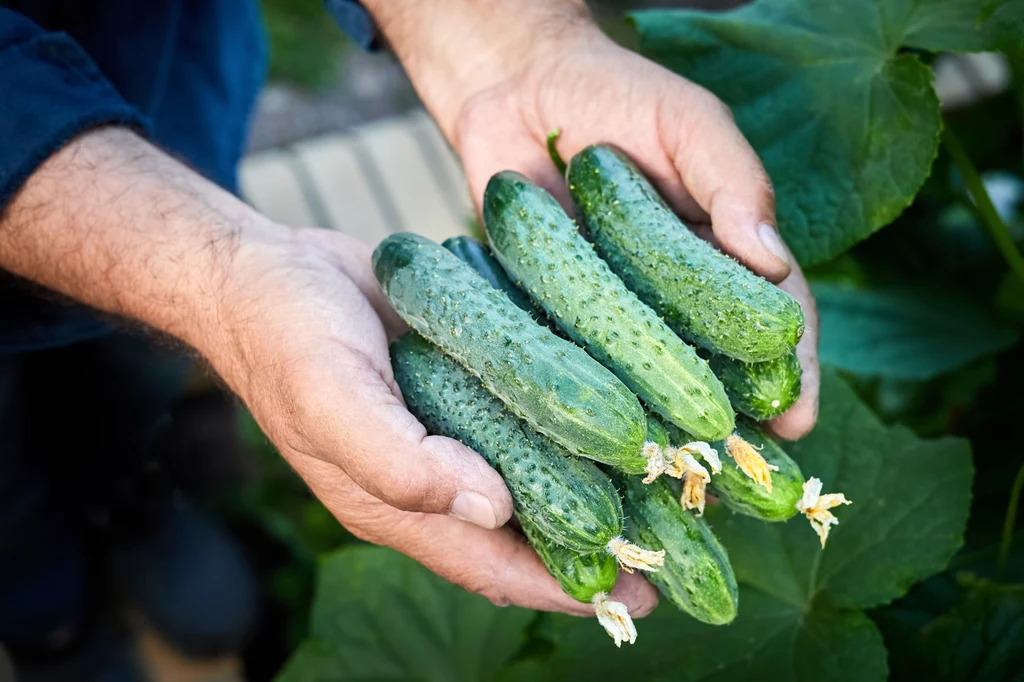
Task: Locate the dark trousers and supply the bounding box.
[0,334,189,649]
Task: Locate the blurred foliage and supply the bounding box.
[260,0,350,90]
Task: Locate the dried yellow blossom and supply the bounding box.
[726,434,779,492]
[593,593,637,647]
[674,451,712,516]
[680,441,721,474]
[796,477,852,548]
[606,536,665,574]
[642,441,669,484]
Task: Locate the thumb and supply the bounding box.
[346,399,512,524]
[325,376,514,529]
[667,91,791,283]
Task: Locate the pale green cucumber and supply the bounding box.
[483,171,734,442]
[711,419,805,522]
[374,233,648,471]
[568,145,804,363]
[390,333,624,552]
[614,473,738,625]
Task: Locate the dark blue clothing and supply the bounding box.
[0,0,267,650]
[0,0,267,351]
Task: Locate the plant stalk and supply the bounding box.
[941,126,1024,284]
[998,460,1024,581]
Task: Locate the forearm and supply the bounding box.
[361,0,593,138]
[0,126,289,356]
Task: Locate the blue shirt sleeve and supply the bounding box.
[324,0,381,51]
[0,9,150,210]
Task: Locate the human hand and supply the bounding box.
[367,0,819,439]
[0,125,655,616]
[209,226,659,616]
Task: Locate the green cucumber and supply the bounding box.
[645,413,671,451]
[391,333,623,552]
[567,145,804,363]
[710,419,805,522]
[374,233,648,471]
[520,516,638,647]
[483,171,734,443]
[519,516,616,602]
[710,348,802,421]
[614,473,738,625]
[441,236,543,324]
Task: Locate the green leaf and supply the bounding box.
[924,580,1024,681]
[543,370,972,682]
[813,281,1019,380]
[630,0,1000,265]
[276,545,536,682]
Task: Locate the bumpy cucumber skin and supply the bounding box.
[614,473,738,625]
[442,236,544,323]
[520,516,617,603]
[568,145,804,363]
[712,419,805,522]
[374,233,648,470]
[711,348,802,421]
[483,172,734,443]
[645,413,671,450]
[390,333,625,551]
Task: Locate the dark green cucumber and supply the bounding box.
[391,333,625,551]
[483,171,734,443]
[374,233,648,471]
[645,413,671,451]
[614,473,738,625]
[710,418,804,522]
[568,145,804,363]
[710,348,802,421]
[519,516,617,603]
[441,236,544,323]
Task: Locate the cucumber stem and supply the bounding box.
[998,461,1024,581]
[592,593,637,647]
[605,537,665,573]
[546,129,568,176]
[942,126,1024,284]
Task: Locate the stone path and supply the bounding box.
[241,109,472,243]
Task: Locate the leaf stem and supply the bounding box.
[941,126,1024,284]
[998,461,1024,581]
[546,129,567,176]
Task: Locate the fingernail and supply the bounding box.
[450,491,498,529]
[758,223,789,264]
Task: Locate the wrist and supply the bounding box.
[363,0,598,139]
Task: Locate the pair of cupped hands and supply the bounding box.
[230,21,819,619]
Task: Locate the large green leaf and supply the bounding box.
[924,580,1024,681]
[813,281,1019,380]
[543,370,973,682]
[276,545,537,682]
[630,0,1001,265]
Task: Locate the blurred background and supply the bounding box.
[2,0,1010,680]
